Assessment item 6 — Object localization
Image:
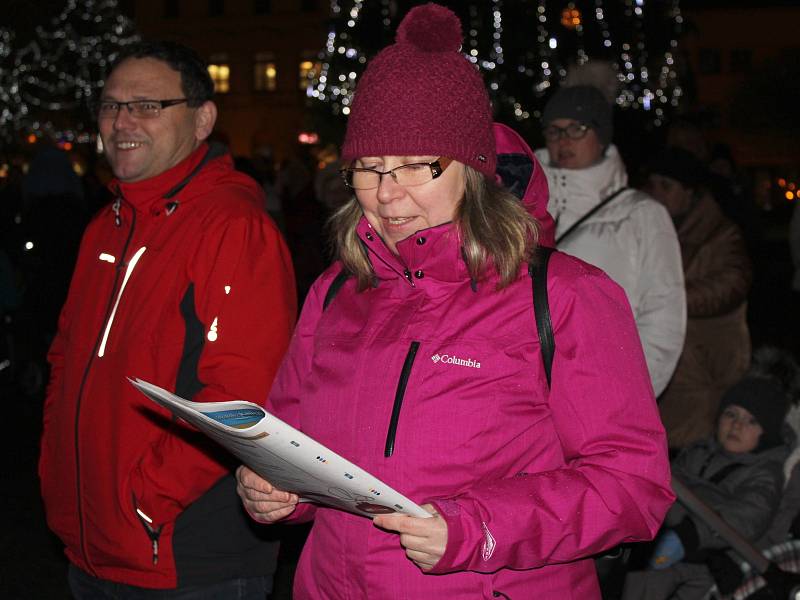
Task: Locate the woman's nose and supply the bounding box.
[376,171,402,203]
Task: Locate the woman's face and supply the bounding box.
[646,173,693,218]
[717,404,763,454]
[354,156,465,254]
[545,118,605,170]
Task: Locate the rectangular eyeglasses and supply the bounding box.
[340,157,453,190]
[97,98,189,119]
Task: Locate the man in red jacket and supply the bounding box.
[39,41,297,598]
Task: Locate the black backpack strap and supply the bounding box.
[323,269,350,310]
[529,246,556,387]
[555,186,629,245]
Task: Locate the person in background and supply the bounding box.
[20,146,88,341]
[236,5,673,599]
[646,147,752,450]
[39,41,296,598]
[535,82,686,398]
[622,350,792,600]
[667,120,761,254]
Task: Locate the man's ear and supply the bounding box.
[194,101,218,142]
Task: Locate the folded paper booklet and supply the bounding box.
[129,378,431,519]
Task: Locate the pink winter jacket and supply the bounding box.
[266,139,673,599]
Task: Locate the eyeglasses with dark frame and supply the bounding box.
[96,98,189,120]
[542,123,591,142]
[340,157,454,190]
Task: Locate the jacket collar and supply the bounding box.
[111,143,210,213]
[493,122,556,247]
[356,216,472,287]
[535,144,629,218]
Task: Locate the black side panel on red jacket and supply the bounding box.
[172,283,280,586]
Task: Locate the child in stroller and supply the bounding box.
[622,348,800,600]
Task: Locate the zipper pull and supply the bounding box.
[136,507,162,565]
[402,268,416,287]
[112,198,122,227]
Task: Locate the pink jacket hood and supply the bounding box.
[494,122,556,247]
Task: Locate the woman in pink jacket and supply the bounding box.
[237,4,673,598]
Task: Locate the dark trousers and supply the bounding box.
[68,565,271,600]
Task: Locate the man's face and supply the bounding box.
[545,118,605,170]
[99,58,213,183]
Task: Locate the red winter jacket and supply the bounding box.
[39,143,297,588]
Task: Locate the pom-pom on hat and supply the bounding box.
[340,3,496,177]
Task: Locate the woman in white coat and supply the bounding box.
[535,84,686,397]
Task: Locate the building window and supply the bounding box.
[209,0,224,17]
[208,55,231,93]
[298,56,321,91]
[780,47,800,63]
[698,48,721,75]
[730,49,752,73]
[254,0,271,14]
[254,53,277,91]
[164,0,179,18]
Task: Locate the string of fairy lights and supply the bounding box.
[2,0,683,147]
[309,0,684,128]
[0,28,15,134]
[1,0,138,147]
[307,0,367,116]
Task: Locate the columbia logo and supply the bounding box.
[430,353,482,369]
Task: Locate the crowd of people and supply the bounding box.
[1,3,799,599]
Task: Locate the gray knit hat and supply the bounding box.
[541,85,613,146]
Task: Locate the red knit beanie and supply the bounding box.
[340,3,496,177]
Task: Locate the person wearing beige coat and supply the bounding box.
[647,147,752,450]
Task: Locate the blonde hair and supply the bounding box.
[328,166,539,290]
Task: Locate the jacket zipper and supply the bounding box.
[385,341,419,457]
[133,496,163,565]
[73,202,137,574]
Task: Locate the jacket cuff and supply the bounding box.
[426,497,492,574]
[244,500,316,525]
[287,502,318,523]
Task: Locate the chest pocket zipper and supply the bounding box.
[384,341,419,458]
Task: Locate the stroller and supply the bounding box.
[674,476,800,600]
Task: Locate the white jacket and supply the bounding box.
[535,145,686,396]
